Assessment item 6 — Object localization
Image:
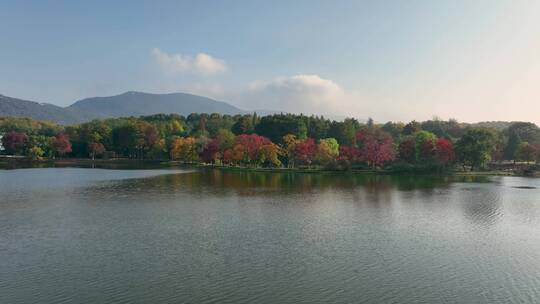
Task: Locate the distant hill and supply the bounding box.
[0,91,246,124]
[0,94,82,124]
[0,91,529,129]
[68,91,244,119]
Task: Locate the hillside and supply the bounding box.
[68,91,244,119]
[0,91,246,124]
[0,94,83,125]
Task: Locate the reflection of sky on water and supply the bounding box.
[2,168,540,304]
[67,169,540,231]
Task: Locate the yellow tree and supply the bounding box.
[169,137,198,162]
[259,143,283,167]
[169,137,183,160]
[316,138,339,166]
[282,134,299,168]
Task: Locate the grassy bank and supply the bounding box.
[2,156,538,176]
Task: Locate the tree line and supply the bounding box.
[1,113,539,171]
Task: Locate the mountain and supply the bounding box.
[68,91,244,119]
[0,91,246,124]
[0,94,83,124]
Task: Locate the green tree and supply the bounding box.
[255,114,308,143]
[504,131,521,161]
[232,114,256,135]
[216,129,235,151]
[112,123,139,157]
[503,122,540,160]
[305,115,330,140]
[327,118,360,146]
[205,114,234,137]
[402,121,421,135]
[382,122,404,142]
[456,128,497,170]
[414,131,437,161]
[420,118,464,139]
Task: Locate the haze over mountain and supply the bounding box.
[69,91,245,118]
[0,91,522,129]
[0,94,83,124]
[0,91,248,124]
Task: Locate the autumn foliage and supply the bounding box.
[220,134,282,167]
[170,137,198,162]
[356,128,396,168]
[1,131,28,155]
[88,142,106,159]
[435,138,455,164]
[0,114,477,171]
[295,138,317,166]
[50,133,72,157]
[0,119,460,171]
[398,137,416,163]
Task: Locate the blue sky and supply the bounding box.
[1,1,540,123]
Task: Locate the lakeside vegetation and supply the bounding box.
[1,113,539,174]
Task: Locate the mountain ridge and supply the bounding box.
[0,92,527,128]
[0,94,83,124]
[68,91,245,119]
[0,91,247,124]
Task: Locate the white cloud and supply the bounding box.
[235,74,358,115]
[152,48,227,76]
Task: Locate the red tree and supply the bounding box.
[232,134,272,164]
[338,146,361,163]
[200,139,220,163]
[356,128,396,168]
[142,124,159,148]
[295,138,317,166]
[88,142,105,160]
[435,138,455,165]
[223,148,234,164]
[420,140,437,160]
[51,133,72,157]
[398,137,416,163]
[1,131,28,155]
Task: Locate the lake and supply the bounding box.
[1,168,540,303]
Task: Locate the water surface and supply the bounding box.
[1,168,540,303]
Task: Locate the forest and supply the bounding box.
[1,113,540,172]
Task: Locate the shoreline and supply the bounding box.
[1,157,536,176]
